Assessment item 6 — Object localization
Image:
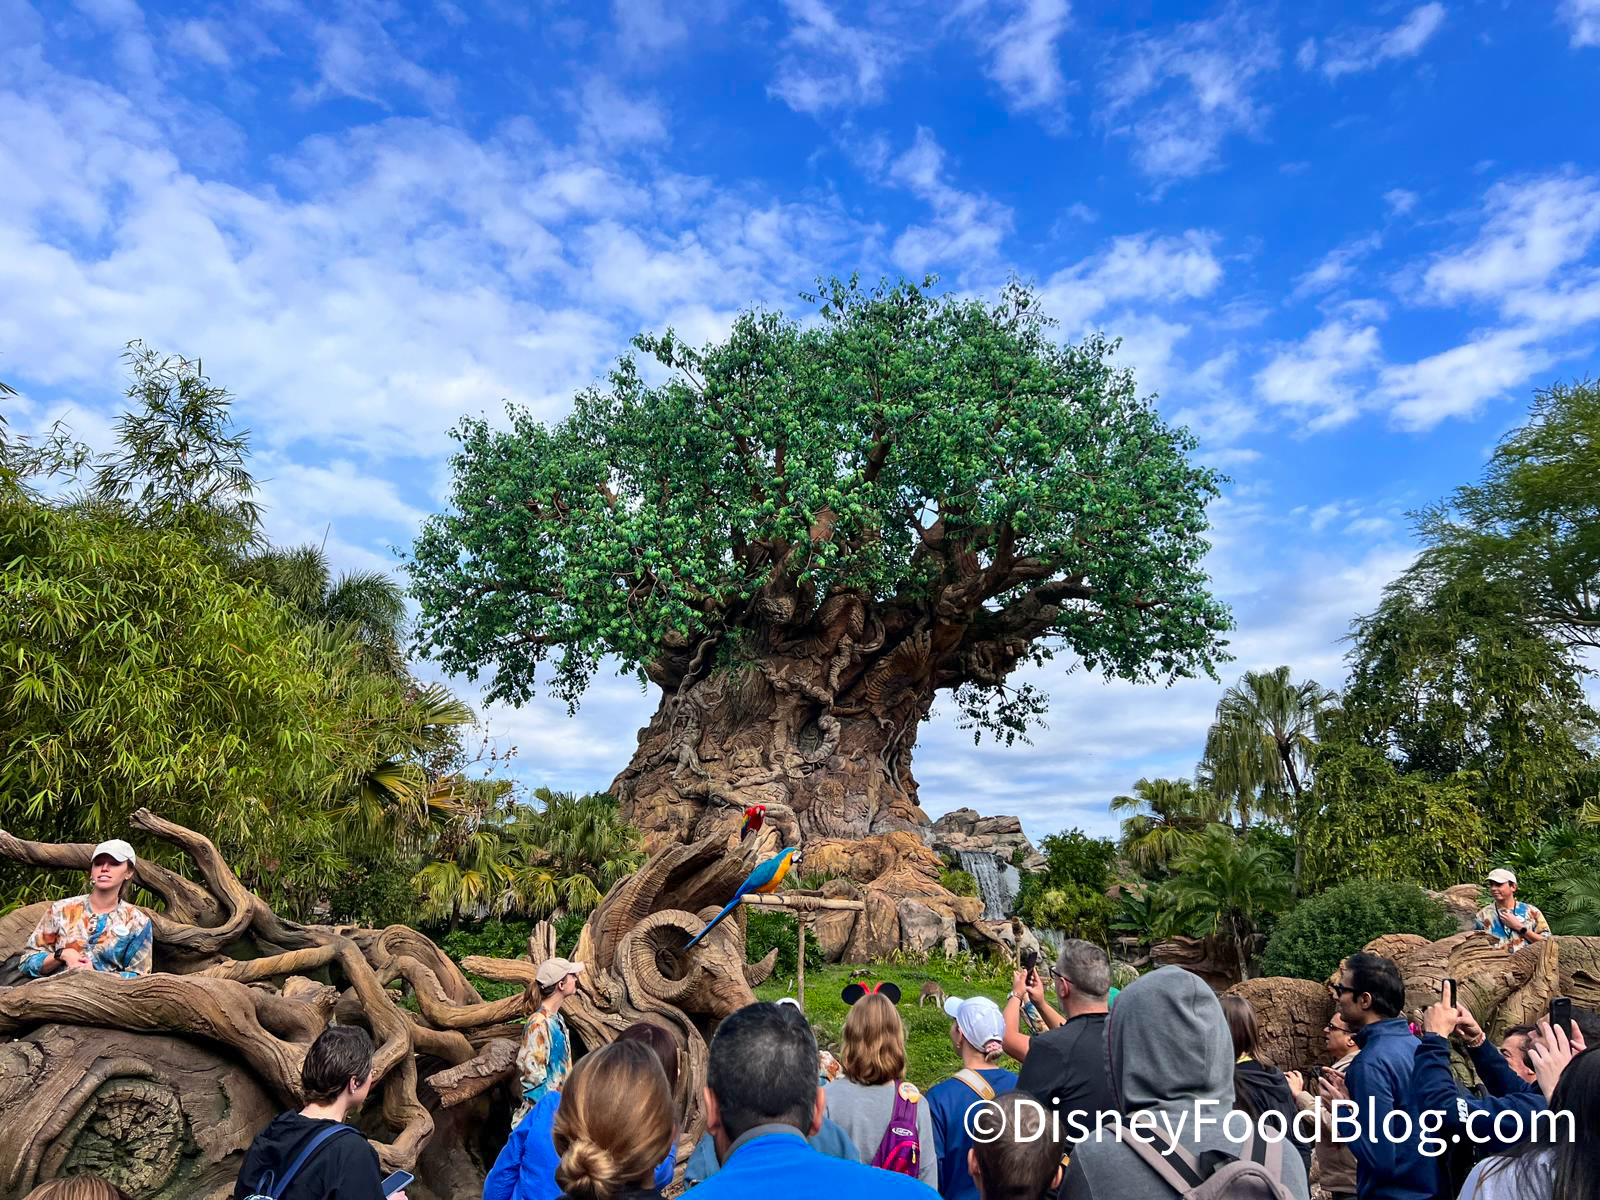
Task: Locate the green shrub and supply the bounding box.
[745,909,824,978]
[1260,880,1457,982]
[940,868,978,897]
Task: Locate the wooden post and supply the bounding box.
[797,916,806,1013]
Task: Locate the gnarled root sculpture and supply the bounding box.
[0,813,778,1199]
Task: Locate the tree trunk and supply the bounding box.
[612,604,938,847]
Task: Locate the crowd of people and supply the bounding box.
[8,846,1599,1200]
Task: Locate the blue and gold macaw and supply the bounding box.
[683,846,798,949]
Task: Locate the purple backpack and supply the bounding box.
[870,1082,922,1177]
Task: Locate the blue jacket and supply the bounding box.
[484,1092,674,1200]
[1344,1018,1438,1200]
[684,1126,937,1200]
[1410,1034,1546,1153]
[684,1116,861,1184]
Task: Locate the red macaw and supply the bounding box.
[738,804,766,841]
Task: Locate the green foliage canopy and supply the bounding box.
[1260,879,1456,982]
[410,280,1230,738]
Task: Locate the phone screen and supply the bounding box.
[381,1171,414,1197]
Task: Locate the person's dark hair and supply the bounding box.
[969,1091,1065,1200]
[1344,952,1404,1018]
[1480,1048,1600,1199]
[1549,1005,1600,1047]
[1505,1024,1537,1040]
[554,1040,675,1200]
[1221,994,1266,1064]
[707,1002,818,1142]
[617,1020,680,1094]
[301,1025,375,1104]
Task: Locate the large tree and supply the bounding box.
[410,280,1230,843]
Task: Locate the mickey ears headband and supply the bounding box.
[841,981,902,1006]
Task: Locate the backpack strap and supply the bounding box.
[1123,1122,1206,1194]
[954,1069,996,1101]
[260,1124,359,1199]
[1241,1130,1285,1179]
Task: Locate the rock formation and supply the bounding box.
[928,808,1046,872]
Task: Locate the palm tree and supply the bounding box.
[1109,778,1224,874]
[1200,666,1337,893]
[1163,824,1291,980]
[504,789,643,917]
[242,544,407,673]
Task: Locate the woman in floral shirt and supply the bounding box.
[20,838,153,979]
[513,956,585,1124]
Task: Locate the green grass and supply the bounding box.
[755,956,1022,1090]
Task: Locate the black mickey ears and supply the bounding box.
[841,981,903,1006]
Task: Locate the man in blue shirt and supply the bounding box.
[1327,952,1438,1200]
[687,1001,936,1199]
[928,995,1016,1200]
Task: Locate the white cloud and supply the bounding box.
[1100,6,1279,183]
[1304,3,1447,80]
[983,0,1071,116]
[1384,188,1419,216]
[886,128,1014,276]
[1293,233,1382,299]
[612,0,692,54]
[1377,325,1553,430]
[575,80,669,148]
[1038,231,1222,327]
[1560,0,1600,47]
[294,6,455,111]
[170,19,231,68]
[767,0,900,114]
[1422,173,1600,304]
[1254,318,1383,430]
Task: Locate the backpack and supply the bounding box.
[242,1124,358,1200]
[869,1081,923,1177]
[1123,1122,1295,1200]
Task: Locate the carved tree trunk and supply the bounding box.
[611,596,952,846]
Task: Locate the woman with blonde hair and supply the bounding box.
[24,1178,131,1200]
[551,1039,676,1200]
[823,991,938,1188]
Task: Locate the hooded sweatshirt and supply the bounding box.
[1060,966,1310,1200]
[234,1112,384,1200]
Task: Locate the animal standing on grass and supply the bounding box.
[683,846,799,949]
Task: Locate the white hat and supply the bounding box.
[943,995,1005,1055]
[1486,868,1518,885]
[92,839,137,865]
[535,957,585,987]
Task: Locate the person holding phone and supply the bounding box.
[1286,1012,1359,1200]
[1476,869,1551,952]
[234,1026,408,1200]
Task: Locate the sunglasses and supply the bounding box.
[1328,983,1360,997]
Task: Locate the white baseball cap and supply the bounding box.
[92,839,137,865]
[943,995,1006,1055]
[1486,868,1517,885]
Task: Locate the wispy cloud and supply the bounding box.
[1254,317,1384,431]
[1293,234,1383,299]
[1301,3,1447,79]
[1560,0,1600,47]
[767,0,902,114]
[1100,5,1279,184]
[886,128,1014,276]
[982,0,1071,118]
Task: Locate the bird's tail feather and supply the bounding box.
[683,896,740,949]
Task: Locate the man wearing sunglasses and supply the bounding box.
[1286,1014,1359,1200]
[1012,940,1116,1150]
[1321,953,1437,1200]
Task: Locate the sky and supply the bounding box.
[3,0,1599,842]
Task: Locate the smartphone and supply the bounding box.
[1304,1064,1323,1087]
[381,1171,414,1197]
[1021,948,1039,988]
[1444,978,1458,1007]
[1551,996,1574,1041]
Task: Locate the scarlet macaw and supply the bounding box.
[738,804,766,841]
[683,846,798,949]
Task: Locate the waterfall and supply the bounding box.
[958,850,1016,920]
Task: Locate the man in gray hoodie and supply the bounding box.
[1061,966,1310,1200]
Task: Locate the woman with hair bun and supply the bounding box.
[552,1039,676,1200]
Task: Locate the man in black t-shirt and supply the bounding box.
[1014,939,1115,1147]
[236,1026,407,1200]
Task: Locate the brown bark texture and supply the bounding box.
[0,811,775,1199]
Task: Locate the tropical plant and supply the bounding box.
[1109,778,1223,873]
[410,279,1230,834]
[1016,827,1117,938]
[1199,666,1337,891]
[1260,879,1456,982]
[1162,825,1291,980]
[939,868,978,897]
[502,789,644,917]
[242,544,409,673]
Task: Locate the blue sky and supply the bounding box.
[3,0,1599,840]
